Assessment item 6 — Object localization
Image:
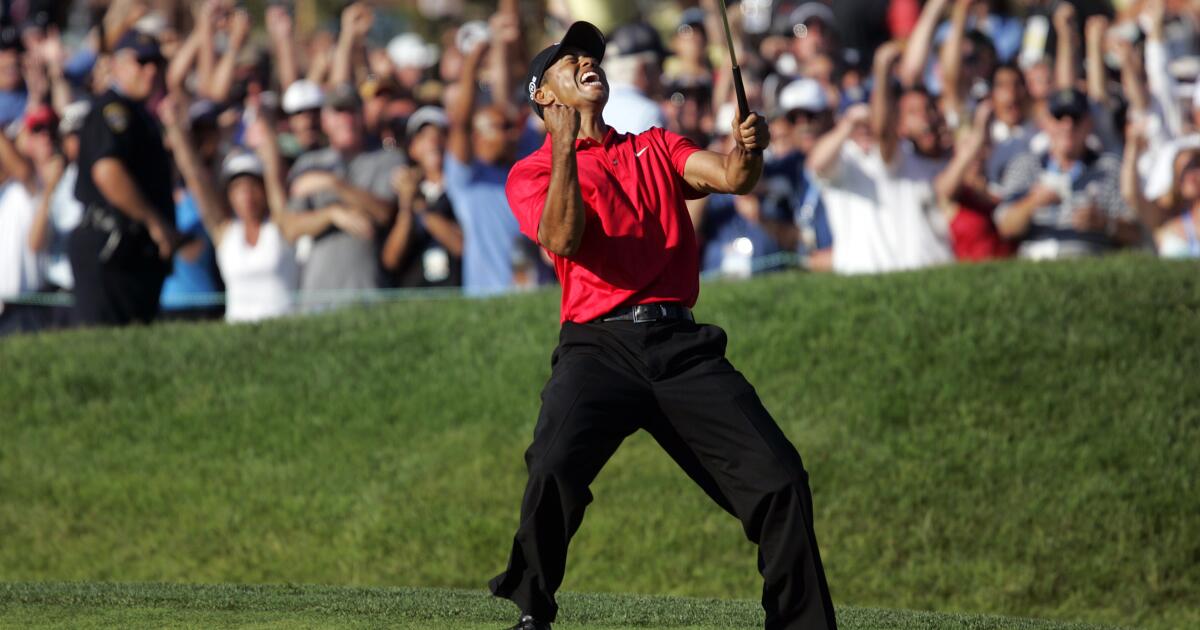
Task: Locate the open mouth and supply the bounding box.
[579,70,601,87]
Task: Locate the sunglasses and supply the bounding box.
[474,120,515,134]
[135,56,162,67]
[786,110,823,123]
[1052,111,1084,122]
[28,124,50,134]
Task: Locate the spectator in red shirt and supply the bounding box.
[490,21,836,630]
[935,100,1015,261]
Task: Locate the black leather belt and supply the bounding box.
[595,302,694,324]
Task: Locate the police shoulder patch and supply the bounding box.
[103,102,129,133]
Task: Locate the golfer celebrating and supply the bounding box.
[491,22,837,630]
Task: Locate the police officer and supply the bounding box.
[68,30,177,326]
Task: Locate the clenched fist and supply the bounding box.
[545,104,581,145]
[733,112,769,153]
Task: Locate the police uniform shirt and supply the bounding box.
[75,89,175,230]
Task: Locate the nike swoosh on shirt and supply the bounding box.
[636,147,649,157]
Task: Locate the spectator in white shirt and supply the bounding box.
[27,101,88,297]
[806,42,955,274]
[0,105,59,333]
[162,97,363,323]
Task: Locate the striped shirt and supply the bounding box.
[993,150,1131,259]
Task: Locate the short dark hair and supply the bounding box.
[990,61,1024,86]
[899,84,933,102]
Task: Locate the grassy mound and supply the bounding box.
[0,582,1128,629]
[2,256,1197,630]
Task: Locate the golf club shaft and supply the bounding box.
[717,0,755,149]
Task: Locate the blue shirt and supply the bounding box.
[763,152,832,256]
[700,194,782,274]
[0,91,26,126]
[160,192,219,310]
[444,154,521,296]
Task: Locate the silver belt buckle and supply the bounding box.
[633,304,667,323]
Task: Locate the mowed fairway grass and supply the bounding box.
[1,256,1197,630]
[0,582,1128,629]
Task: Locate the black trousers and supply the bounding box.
[489,319,837,630]
[68,224,167,327]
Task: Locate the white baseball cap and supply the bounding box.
[388,33,439,70]
[405,105,448,137]
[778,78,828,114]
[282,79,324,115]
[221,150,264,183]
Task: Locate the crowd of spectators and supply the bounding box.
[1,0,1198,333]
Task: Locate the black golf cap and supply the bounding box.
[114,30,164,64]
[526,21,606,119]
[1049,89,1090,119]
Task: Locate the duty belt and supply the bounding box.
[596,302,694,324]
[83,204,142,263]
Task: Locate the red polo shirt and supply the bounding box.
[507,126,706,323]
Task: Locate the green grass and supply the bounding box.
[2,256,1198,630]
[0,582,1127,629]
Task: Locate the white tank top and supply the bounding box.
[216,220,299,322]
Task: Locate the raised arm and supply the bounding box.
[1053,2,1079,90]
[1117,40,1148,114]
[1120,117,1169,231]
[266,4,299,90]
[537,105,587,256]
[0,125,34,188]
[194,0,218,96]
[159,95,230,246]
[330,2,373,88]
[1084,15,1109,103]
[39,28,72,115]
[935,101,993,206]
[872,41,902,163]
[807,104,869,179]
[446,40,489,165]
[166,25,203,94]
[486,9,521,118]
[897,0,949,88]
[1143,0,1183,137]
[205,8,251,103]
[938,0,971,119]
[101,0,146,51]
[253,112,343,243]
[681,113,769,195]
[26,156,66,252]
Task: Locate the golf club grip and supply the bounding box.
[731,66,762,155]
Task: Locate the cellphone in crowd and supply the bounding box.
[1038,171,1072,204]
